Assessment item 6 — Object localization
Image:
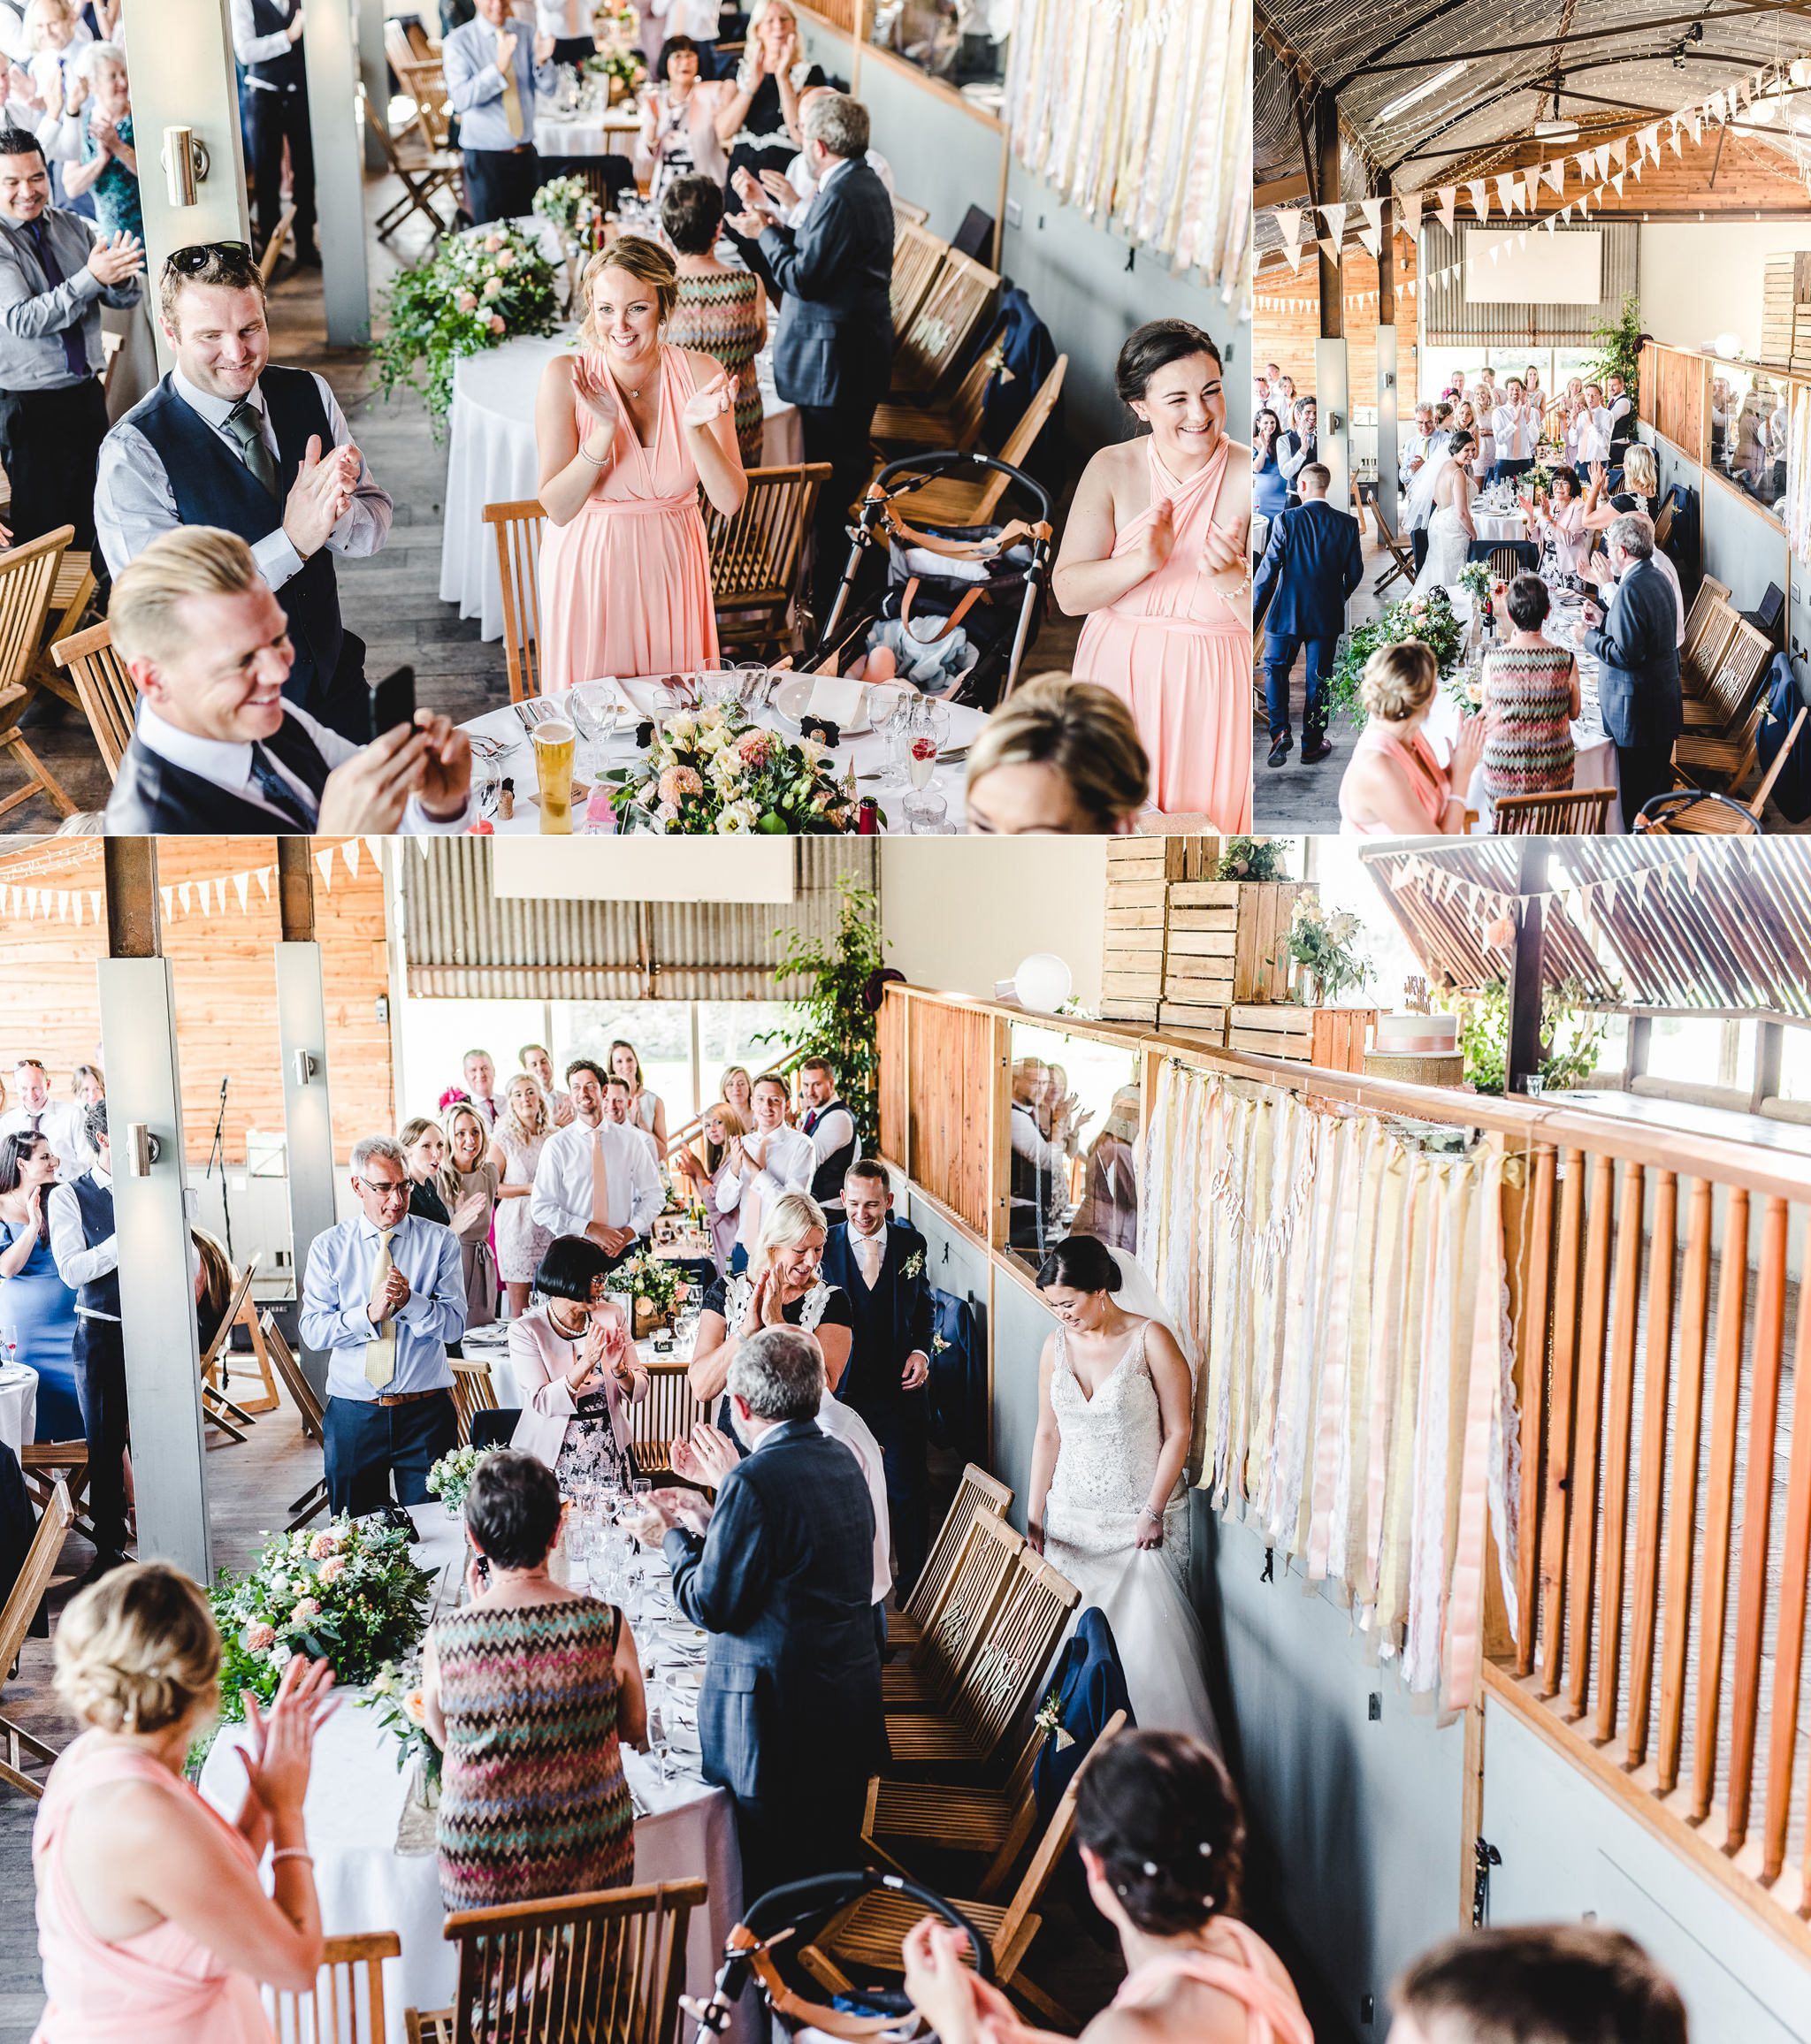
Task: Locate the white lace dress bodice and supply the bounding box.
[1411,497,1471,598]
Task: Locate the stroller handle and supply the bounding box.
[869,448,1052,527]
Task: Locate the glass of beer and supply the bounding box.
[531,718,577,834]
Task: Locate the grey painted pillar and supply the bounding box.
[357,0,389,172]
[120,0,251,374]
[96,957,212,1584]
[304,0,372,344]
[276,942,340,1404]
[1377,324,1400,530]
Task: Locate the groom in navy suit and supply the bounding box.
[1252,461,1364,768]
[821,1159,936,1598]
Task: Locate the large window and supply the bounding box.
[870,0,1007,97]
[1005,1022,1140,1270]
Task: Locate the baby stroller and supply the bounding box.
[811,452,1056,710]
[683,1869,992,2041]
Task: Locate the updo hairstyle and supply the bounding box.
[1076,1728,1246,1934]
[1035,1233,1123,1296]
[54,1561,221,1735]
[578,234,680,347]
[1359,639,1438,724]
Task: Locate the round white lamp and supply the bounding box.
[1714,332,1745,361]
[1012,952,1073,1014]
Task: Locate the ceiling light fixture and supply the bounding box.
[1534,119,1580,138]
[1379,61,1469,124]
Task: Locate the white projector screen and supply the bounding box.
[1463,227,1602,304]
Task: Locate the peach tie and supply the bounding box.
[590,1127,611,1230]
[364,1230,396,1389]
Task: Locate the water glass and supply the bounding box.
[868,686,912,789]
[698,670,744,711]
[902,788,948,834]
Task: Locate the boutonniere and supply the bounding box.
[1034,1684,1074,1750]
[901,1249,924,1281]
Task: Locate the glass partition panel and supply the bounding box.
[869,0,1007,93]
[1708,363,1788,515]
[1005,1022,1141,1270]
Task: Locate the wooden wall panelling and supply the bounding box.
[902,993,993,1238]
[1252,240,1419,411]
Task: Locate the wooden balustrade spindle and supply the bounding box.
[1595,1161,1646,1746]
[1565,1153,1618,1722]
[1769,1214,1811,1896]
[1517,1144,1558,1678]
[1725,1195,1790,1854]
[1691,1187,1750,1827]
[1625,1169,1677,1769]
[1540,1150,1587,1701]
[1657,1177,1715,1796]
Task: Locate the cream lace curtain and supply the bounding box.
[1140,1059,1520,1713]
[1001,0,1250,299]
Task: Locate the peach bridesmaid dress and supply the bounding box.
[540,345,725,688]
[34,1735,274,2044]
[1074,437,1253,830]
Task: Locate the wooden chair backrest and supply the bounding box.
[444,1879,707,2044]
[896,248,1000,398]
[943,319,1005,452]
[258,204,297,287]
[902,1461,1012,1632]
[269,1931,401,2044]
[202,1258,260,1379]
[1681,600,1738,695]
[890,221,945,334]
[705,462,830,608]
[449,1359,500,1445]
[50,620,134,779]
[992,1709,1127,1961]
[910,1509,1023,1695]
[950,1543,1079,1754]
[383,19,418,75]
[1746,703,1808,817]
[484,500,546,703]
[1651,499,1676,550]
[630,1361,707,1475]
[0,1480,70,1674]
[892,194,931,228]
[0,526,72,693]
[1486,544,1524,583]
[261,1312,326,1438]
[957,355,1067,525]
[1493,786,1616,835]
[1700,615,1773,728]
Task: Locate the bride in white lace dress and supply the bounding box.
[1028,1236,1218,1744]
[1410,429,1479,598]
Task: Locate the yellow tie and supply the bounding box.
[499,33,525,141]
[364,1228,397,1390]
[590,1126,611,1231]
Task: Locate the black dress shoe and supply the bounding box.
[1266,733,1293,767]
[293,242,323,268]
[1302,737,1334,764]
[75,1552,127,1589]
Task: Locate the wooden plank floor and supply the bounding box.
[4,171,1081,832]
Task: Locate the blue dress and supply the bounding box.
[1252,453,1289,520]
[80,111,141,240]
[0,1219,83,1441]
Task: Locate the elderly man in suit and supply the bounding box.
[1252,461,1364,768]
[729,89,892,616]
[1573,512,1682,830]
[633,1324,884,1903]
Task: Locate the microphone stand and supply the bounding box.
[206,1075,233,1267]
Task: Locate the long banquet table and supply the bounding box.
[197,1512,750,2043]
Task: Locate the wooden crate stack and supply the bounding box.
[1226,1004,1379,1072]
[1158,879,1311,1037]
[1761,252,1811,372]
[1100,836,1219,1024]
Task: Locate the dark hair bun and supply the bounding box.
[1036,1234,1122,1296]
[1077,1730,1245,1936]
[1116,319,1223,406]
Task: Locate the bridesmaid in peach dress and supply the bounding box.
[1056,322,1253,830]
[1337,641,1487,837]
[33,1564,338,2044]
[535,235,747,688]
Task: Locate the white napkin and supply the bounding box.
[806,676,867,726]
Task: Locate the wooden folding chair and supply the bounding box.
[51,619,134,778]
[1369,502,1417,598]
[704,461,830,657]
[1492,786,1616,834]
[892,194,931,229]
[872,318,1004,455]
[890,220,946,337]
[889,1461,1012,1651]
[261,1312,331,1529]
[200,1259,262,1443]
[1,1480,73,1799]
[258,202,297,286]
[1652,498,1676,550]
[1669,703,1808,824]
[0,526,77,821]
[449,1359,500,1447]
[869,357,1066,530]
[1679,597,1739,702]
[405,1880,706,2044]
[360,84,457,244]
[43,543,96,674]
[810,1712,1127,2031]
[891,247,1000,400]
[883,1506,1024,1709]
[483,499,546,703]
[630,1360,707,1480]
[217,1266,280,1415]
[269,1932,401,2044]
[1680,615,1771,738]
[1485,543,1525,583]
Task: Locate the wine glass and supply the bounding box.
[905,697,951,790]
[0,1323,16,1372]
[867,685,912,789]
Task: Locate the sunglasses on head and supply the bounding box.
[163,240,255,276]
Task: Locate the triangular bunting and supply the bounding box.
[1320,202,1348,241]
[315,847,335,889]
[1465,179,1489,221]
[233,871,250,912]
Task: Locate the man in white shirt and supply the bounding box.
[755,84,895,227]
[518,1042,574,1126]
[47,1103,126,1576]
[462,1048,499,1127]
[0,1058,88,1175]
[230,0,317,269]
[100,526,472,835]
[1400,403,1434,493]
[797,1056,859,1215]
[1007,1057,1071,1255]
[1491,378,1537,484]
[601,1073,659,1168]
[530,1056,665,1270]
[537,0,598,65]
[716,1072,814,1269]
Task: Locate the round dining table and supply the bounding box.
[0,1360,37,1457]
[535,99,644,159]
[439,332,804,642]
[197,1509,752,2044]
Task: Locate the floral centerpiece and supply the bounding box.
[372,222,558,431]
[1329,585,1463,726]
[1288,897,1370,1006]
[534,173,608,255]
[210,1518,434,1721]
[610,1247,685,1335]
[1457,561,1493,606]
[360,1659,442,1804]
[426,1443,498,1515]
[601,707,864,835]
[584,46,644,98]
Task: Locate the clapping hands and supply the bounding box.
[84,230,143,287]
[1203,518,1243,575]
[669,1422,741,1490]
[628,1484,713,1546]
[1137,497,1176,579]
[680,374,733,432]
[283,433,361,559]
[237,1654,339,1819]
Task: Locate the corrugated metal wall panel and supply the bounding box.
[400,839,878,1000]
[1420,220,1638,346]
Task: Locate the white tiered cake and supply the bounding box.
[1364,1011,1465,1087]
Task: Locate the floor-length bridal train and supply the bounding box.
[1042,1321,1219,1745]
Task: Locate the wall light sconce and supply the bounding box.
[292,1049,320,1087]
[161,126,210,208]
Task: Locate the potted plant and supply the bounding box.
[756,872,889,1141]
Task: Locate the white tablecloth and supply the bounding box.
[1471,508,1530,545]
[0,1361,37,1457]
[535,101,643,158]
[439,332,804,641]
[462,680,987,832]
[197,1515,749,2044]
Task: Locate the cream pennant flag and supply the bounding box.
[216,876,230,913]
[1436,187,1458,233]
[1489,243,1500,264]
[343,839,362,881]
[24,889,37,919]
[1398,190,1424,238]
[1595,144,1614,180]
[56,890,67,920]
[233,871,250,912]
[315,847,334,890]
[1710,89,1728,125]
[179,881,193,914]
[256,865,273,900]
[1689,112,1703,144]
[1356,225,1381,257]
[1609,136,1628,170]
[416,836,432,861]
[1639,124,1659,161]
[1631,156,1644,182]
[1496,172,1518,214]
[1544,158,1565,195]
[1318,237,1341,261]
[88,889,101,923]
[159,885,173,920]
[1465,179,1489,221]
[364,836,386,872]
[1283,240,1303,272]
[1275,206,1304,251]
[1684,849,1701,889]
[1611,171,1624,198]
[1360,196,1384,235]
[1320,202,1348,241]
[1575,150,1593,184]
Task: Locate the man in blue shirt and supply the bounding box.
[443,0,557,226]
[300,1133,469,1516]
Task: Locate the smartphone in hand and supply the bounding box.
[369,664,416,744]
